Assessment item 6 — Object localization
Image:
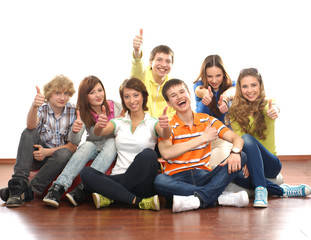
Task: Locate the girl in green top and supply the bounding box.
[228,68,310,208]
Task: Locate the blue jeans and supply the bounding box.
[54,138,117,191]
[233,134,283,196]
[154,152,247,208]
[13,128,73,194]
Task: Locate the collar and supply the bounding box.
[122,111,150,123]
[172,111,201,127]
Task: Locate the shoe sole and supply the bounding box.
[43,198,59,208]
[66,193,78,207]
[253,201,268,208]
[153,195,160,211]
[92,193,101,209]
[6,202,24,208]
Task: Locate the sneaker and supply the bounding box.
[1,186,34,203]
[66,183,88,207]
[172,195,200,213]
[138,195,160,211]
[43,184,65,208]
[92,193,114,209]
[6,178,28,208]
[281,184,311,197]
[218,191,249,207]
[253,186,268,208]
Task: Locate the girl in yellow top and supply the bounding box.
[228,68,311,208]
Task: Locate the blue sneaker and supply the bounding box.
[253,186,268,208]
[281,184,311,197]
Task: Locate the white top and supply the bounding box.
[110,112,159,175]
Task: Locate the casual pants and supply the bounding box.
[54,139,117,191]
[12,128,73,194]
[81,148,159,204]
[154,152,247,208]
[233,134,283,196]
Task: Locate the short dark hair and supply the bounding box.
[149,45,174,64]
[119,78,149,113]
[162,78,190,102]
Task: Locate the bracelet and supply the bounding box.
[222,99,229,108]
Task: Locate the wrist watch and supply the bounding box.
[230,147,241,155]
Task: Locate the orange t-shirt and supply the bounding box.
[159,112,230,176]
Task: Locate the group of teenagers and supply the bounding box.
[1,29,310,212]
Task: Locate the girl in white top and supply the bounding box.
[80,78,171,211]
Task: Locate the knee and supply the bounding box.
[21,128,38,140]
[139,148,158,164]
[79,141,96,152]
[154,174,166,189]
[242,134,257,148]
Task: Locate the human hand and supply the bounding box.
[218,95,229,114]
[97,105,108,128]
[242,165,249,178]
[33,86,45,108]
[202,86,213,106]
[133,28,143,56]
[158,106,169,129]
[266,99,279,120]
[219,153,241,174]
[33,145,48,161]
[72,110,83,133]
[202,120,218,142]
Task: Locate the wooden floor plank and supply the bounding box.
[1,160,311,240]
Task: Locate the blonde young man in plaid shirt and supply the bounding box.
[0,75,77,207]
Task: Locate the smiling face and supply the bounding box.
[166,83,191,113]
[149,52,173,82]
[240,75,261,102]
[205,66,224,92]
[123,87,144,113]
[48,90,70,111]
[87,83,105,109]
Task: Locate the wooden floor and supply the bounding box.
[1,160,311,240]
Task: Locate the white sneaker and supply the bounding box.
[218,190,249,207]
[172,195,200,213]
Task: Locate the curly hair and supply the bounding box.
[227,68,268,140]
[193,55,232,117]
[76,76,110,128]
[43,74,75,101]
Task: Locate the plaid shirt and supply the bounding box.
[36,102,76,148]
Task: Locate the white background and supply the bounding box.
[0,0,310,158]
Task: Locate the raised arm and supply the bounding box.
[27,86,45,129]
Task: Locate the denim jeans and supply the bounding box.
[54,138,117,191]
[233,134,283,196]
[154,152,247,208]
[13,128,73,194]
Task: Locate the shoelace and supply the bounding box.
[255,188,266,201]
[284,186,303,197]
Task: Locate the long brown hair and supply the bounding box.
[76,76,110,128]
[194,55,232,117]
[228,68,267,140]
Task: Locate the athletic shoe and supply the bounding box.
[253,186,268,208]
[218,191,249,207]
[139,195,160,211]
[66,183,88,207]
[92,193,114,209]
[172,195,200,213]
[281,184,311,197]
[1,186,34,202]
[6,178,28,208]
[43,184,65,208]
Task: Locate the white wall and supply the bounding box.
[1,0,310,158]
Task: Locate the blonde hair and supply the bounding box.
[43,74,75,101]
[227,68,267,140]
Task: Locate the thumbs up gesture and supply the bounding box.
[158,106,169,129]
[72,110,84,133]
[133,28,143,58]
[33,86,45,108]
[97,105,108,128]
[202,86,213,106]
[266,99,279,120]
[217,95,229,114]
[202,119,218,142]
